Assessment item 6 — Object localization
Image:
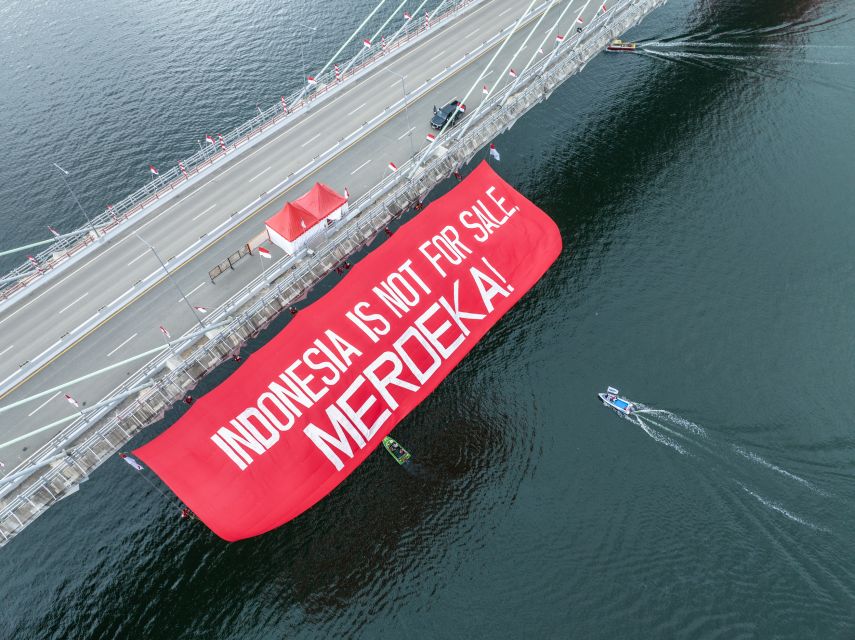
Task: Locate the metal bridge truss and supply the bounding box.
[0,0,665,547]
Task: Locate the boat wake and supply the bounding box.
[602,393,832,532]
[733,446,828,497]
[740,484,830,533]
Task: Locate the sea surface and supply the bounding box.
[1,0,854,637]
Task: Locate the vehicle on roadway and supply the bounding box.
[598,386,638,415]
[431,100,466,130]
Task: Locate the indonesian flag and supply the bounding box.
[160,325,171,339]
[48,225,60,237]
[218,134,226,151]
[281,96,287,113]
[65,393,79,408]
[307,76,317,85]
[258,246,272,259]
[482,84,489,94]
[363,38,372,48]
[178,161,188,177]
[205,134,215,145]
[120,453,144,471]
[556,34,565,42]
[194,306,209,314]
[27,255,41,271]
[388,161,398,172]
[577,15,584,23]
[149,164,159,176]
[344,187,350,199]
[403,11,411,19]
[601,2,607,11]
[489,143,501,162]
[426,133,436,142]
[509,68,517,78]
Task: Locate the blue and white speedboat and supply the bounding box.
[598,387,637,415]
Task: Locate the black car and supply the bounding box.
[430,100,466,130]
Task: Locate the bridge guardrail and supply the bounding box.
[0,0,666,546]
[0,0,484,304]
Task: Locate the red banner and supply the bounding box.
[135,161,562,541]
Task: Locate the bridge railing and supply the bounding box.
[0,0,665,546]
[0,0,481,303]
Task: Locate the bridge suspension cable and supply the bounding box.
[503,0,595,105]
[410,0,543,176]
[298,0,391,101]
[458,0,562,139]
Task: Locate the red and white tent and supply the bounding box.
[265,183,348,254]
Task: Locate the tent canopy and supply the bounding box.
[265,183,346,242]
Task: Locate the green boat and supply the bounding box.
[382,436,411,465]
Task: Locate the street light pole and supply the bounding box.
[135,233,205,329]
[294,20,318,82]
[386,70,415,158]
[52,163,100,239]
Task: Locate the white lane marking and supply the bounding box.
[498,7,512,17]
[249,166,272,183]
[397,127,415,141]
[58,292,89,315]
[429,51,445,62]
[300,132,322,147]
[350,159,372,175]
[347,102,367,116]
[0,0,504,333]
[0,345,14,357]
[466,28,480,38]
[127,250,149,267]
[191,203,217,221]
[389,76,406,89]
[179,283,205,302]
[106,332,138,357]
[27,391,60,417]
[0,0,516,379]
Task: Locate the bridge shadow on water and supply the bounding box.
[2,0,853,637]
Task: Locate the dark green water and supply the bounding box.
[1,0,854,637]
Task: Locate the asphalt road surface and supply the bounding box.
[0,0,599,470]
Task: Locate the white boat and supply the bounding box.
[597,386,637,415]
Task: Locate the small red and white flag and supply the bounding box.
[556,33,565,42]
[577,15,584,23]
[120,453,144,471]
[344,187,350,199]
[388,161,398,172]
[65,393,79,409]
[193,306,209,314]
[403,11,411,20]
[149,164,159,176]
[381,36,386,50]
[159,325,171,339]
[601,2,607,11]
[48,225,60,237]
[334,64,340,80]
[363,38,372,48]
[27,255,43,273]
[482,84,489,94]
[217,134,226,151]
[425,10,430,27]
[107,204,116,219]
[508,68,517,78]
[281,96,288,113]
[426,133,436,142]
[307,76,317,85]
[205,134,215,145]
[489,143,501,162]
[258,246,272,259]
[178,161,188,178]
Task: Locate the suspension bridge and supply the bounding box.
[0,0,665,547]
